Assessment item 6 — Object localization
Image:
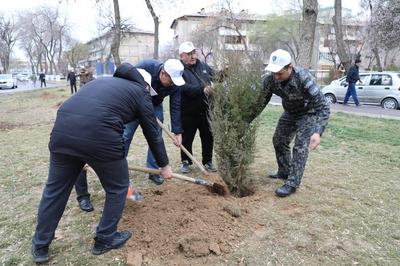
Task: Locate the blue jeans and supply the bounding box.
[343,83,360,105]
[123,104,164,173]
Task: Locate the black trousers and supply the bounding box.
[40,79,46,87]
[181,112,214,165]
[70,82,77,94]
[75,170,90,201]
[32,152,129,249]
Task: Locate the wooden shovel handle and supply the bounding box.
[156,118,208,175]
[128,165,212,186]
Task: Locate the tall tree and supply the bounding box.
[144,0,159,59]
[366,0,400,71]
[333,0,351,70]
[297,0,318,68]
[110,0,122,66]
[0,13,19,73]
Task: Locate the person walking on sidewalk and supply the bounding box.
[344,59,362,106]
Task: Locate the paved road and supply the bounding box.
[0,81,62,95]
[270,95,400,120]
[1,85,399,120]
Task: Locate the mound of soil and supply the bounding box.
[121,173,257,265]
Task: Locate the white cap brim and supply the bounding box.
[265,63,284,73]
[171,76,185,86]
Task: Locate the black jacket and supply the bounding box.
[180,59,213,115]
[67,71,77,84]
[346,64,360,83]
[49,63,169,165]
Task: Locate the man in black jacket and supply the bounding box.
[67,69,77,94]
[178,41,217,173]
[31,63,172,263]
[344,59,362,106]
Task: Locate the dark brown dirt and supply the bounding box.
[121,173,257,265]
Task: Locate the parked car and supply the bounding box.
[16,73,30,82]
[322,72,400,109]
[0,74,17,89]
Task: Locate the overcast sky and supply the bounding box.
[2,0,362,58]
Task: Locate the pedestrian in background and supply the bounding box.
[344,59,362,106]
[30,73,37,87]
[67,69,77,94]
[39,72,46,88]
[79,67,94,88]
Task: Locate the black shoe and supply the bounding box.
[275,184,296,197]
[92,230,132,255]
[32,245,49,264]
[268,171,288,180]
[79,198,94,212]
[149,174,164,185]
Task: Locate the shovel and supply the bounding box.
[156,118,209,176]
[128,165,227,196]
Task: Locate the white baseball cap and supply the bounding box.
[137,68,157,96]
[179,41,196,54]
[163,59,185,86]
[265,49,292,73]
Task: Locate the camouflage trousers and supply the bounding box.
[272,111,315,188]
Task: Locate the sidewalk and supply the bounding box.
[270,96,400,120]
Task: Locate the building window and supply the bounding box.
[224,35,246,44]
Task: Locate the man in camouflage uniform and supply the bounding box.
[252,49,330,197]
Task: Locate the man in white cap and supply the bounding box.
[123,58,185,185]
[178,41,217,174]
[249,49,330,197]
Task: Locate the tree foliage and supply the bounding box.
[210,53,264,197]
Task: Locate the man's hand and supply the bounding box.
[160,165,172,179]
[173,134,182,147]
[204,85,214,96]
[309,133,321,150]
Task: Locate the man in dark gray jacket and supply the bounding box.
[251,49,330,197]
[179,41,217,174]
[31,63,172,263]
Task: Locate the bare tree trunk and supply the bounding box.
[110,0,121,66]
[297,0,318,68]
[372,47,382,71]
[333,0,351,71]
[145,0,159,59]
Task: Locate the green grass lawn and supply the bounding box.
[0,87,399,265]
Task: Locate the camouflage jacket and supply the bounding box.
[255,67,330,135]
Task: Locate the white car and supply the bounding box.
[322,72,400,109]
[0,74,17,89]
